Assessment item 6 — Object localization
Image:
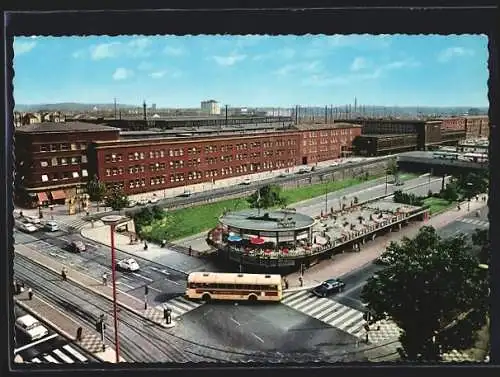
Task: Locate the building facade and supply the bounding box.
[296,123,362,165]
[90,132,302,195]
[440,117,466,132]
[352,134,419,156]
[15,122,120,208]
[201,100,221,115]
[465,116,489,138]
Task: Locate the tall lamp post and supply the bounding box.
[101,215,129,363]
[466,182,473,211]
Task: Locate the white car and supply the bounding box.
[117,258,140,272]
[16,221,38,233]
[15,314,49,341]
[25,215,41,224]
[127,200,137,208]
[138,199,149,206]
[44,221,59,232]
[241,178,252,185]
[149,197,160,204]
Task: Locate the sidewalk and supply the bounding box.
[285,194,488,288]
[15,244,176,329]
[14,289,124,363]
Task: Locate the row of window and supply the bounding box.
[188,282,278,290]
[39,143,87,153]
[41,169,88,182]
[303,129,355,139]
[39,156,87,167]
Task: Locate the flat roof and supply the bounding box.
[219,209,315,232]
[15,121,120,134]
[293,122,362,131]
[357,133,418,139]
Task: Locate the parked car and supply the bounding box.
[16,221,38,233]
[43,221,59,232]
[297,167,310,174]
[149,197,160,204]
[180,190,192,197]
[374,253,394,265]
[127,200,137,208]
[25,215,41,224]
[278,172,289,178]
[15,314,49,341]
[137,199,149,206]
[312,278,346,297]
[241,178,252,185]
[68,240,86,253]
[117,258,140,272]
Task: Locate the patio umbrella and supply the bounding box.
[264,249,272,253]
[282,248,289,254]
[228,235,242,242]
[250,236,265,245]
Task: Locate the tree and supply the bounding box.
[455,172,488,200]
[440,181,459,202]
[104,186,129,211]
[86,175,107,202]
[386,159,399,184]
[361,226,489,361]
[247,184,288,210]
[471,228,490,265]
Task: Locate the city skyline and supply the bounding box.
[13,34,488,108]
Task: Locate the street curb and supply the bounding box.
[14,297,115,363]
[79,227,190,276]
[16,247,176,331]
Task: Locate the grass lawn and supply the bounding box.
[140,171,417,242]
[423,197,455,215]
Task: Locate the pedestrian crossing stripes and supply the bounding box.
[27,344,89,364]
[59,218,89,232]
[155,295,203,319]
[281,290,401,343]
[458,218,489,228]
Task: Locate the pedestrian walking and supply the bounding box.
[144,241,148,250]
[188,245,192,256]
[102,273,108,286]
[298,276,303,287]
[161,239,166,248]
[61,268,67,281]
[284,277,289,290]
[28,287,33,300]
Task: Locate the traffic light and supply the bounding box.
[145,285,149,295]
[96,320,103,333]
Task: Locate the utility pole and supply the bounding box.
[225,104,229,127]
[324,105,328,123]
[114,98,117,119]
[354,97,357,115]
[143,100,147,122]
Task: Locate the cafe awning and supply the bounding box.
[51,190,66,200]
[37,192,49,203]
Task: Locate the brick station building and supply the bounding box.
[14,121,361,203]
[15,122,119,209]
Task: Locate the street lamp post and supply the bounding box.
[467,182,473,211]
[101,215,129,363]
[385,172,388,195]
[324,179,328,214]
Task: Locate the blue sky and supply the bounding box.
[13,35,488,108]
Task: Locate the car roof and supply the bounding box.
[324,278,340,284]
[16,314,40,327]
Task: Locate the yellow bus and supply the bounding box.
[185,272,283,302]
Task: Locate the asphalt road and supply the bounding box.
[14,306,99,364]
[171,301,366,362]
[13,254,264,363]
[14,230,191,306]
[333,206,490,312]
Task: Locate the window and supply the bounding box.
[61,143,70,151]
[63,172,70,179]
[80,143,86,150]
[140,152,145,159]
[40,145,48,152]
[60,158,68,165]
[50,144,58,151]
[106,169,111,176]
[51,157,58,166]
[40,160,49,167]
[160,150,165,157]
[81,155,87,163]
[71,143,78,151]
[73,172,80,178]
[41,174,49,182]
[82,169,88,177]
[71,157,79,165]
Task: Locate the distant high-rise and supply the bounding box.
[151,103,157,111]
[201,100,221,115]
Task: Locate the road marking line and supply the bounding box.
[30,358,42,363]
[43,354,60,363]
[308,300,335,317]
[63,345,88,362]
[53,349,74,363]
[340,311,364,330]
[321,305,351,323]
[131,273,153,282]
[327,307,358,328]
[230,317,241,326]
[149,266,171,275]
[14,333,58,353]
[116,281,135,289]
[164,278,180,286]
[252,333,265,343]
[148,286,162,293]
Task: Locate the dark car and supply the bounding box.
[68,240,86,253]
[312,278,346,297]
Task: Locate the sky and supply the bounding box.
[13,34,488,108]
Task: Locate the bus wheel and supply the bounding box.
[248,294,258,303]
[202,293,211,302]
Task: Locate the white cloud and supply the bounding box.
[112,68,134,80]
[350,57,368,71]
[254,47,296,61]
[163,46,185,57]
[127,38,152,57]
[72,50,85,59]
[212,53,247,66]
[14,41,37,55]
[149,71,166,79]
[91,42,121,60]
[274,61,322,76]
[438,47,474,63]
